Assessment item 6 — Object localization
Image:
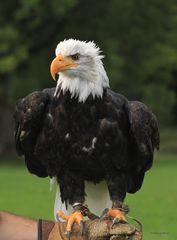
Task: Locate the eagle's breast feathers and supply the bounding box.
[14,87,159,193]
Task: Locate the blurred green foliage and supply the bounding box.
[0,0,177,125]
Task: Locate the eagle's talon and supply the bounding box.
[111,216,127,229]
[100,208,126,224]
[56,210,84,234]
[100,208,109,221]
[56,214,66,222]
[111,217,120,228]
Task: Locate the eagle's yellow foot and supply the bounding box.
[100,208,127,228]
[57,210,84,238]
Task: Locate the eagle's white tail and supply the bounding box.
[54,181,111,220]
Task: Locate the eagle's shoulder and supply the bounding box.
[105,88,128,108]
[42,87,56,99]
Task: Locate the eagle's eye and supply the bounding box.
[70,53,80,61]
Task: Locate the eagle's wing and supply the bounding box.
[125,100,160,171]
[124,100,160,193]
[106,89,160,193]
[13,88,55,177]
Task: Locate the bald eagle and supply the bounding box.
[14,39,160,234]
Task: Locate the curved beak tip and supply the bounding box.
[52,73,56,81]
[50,65,57,81]
[50,57,59,81]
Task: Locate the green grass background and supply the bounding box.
[0,129,176,239]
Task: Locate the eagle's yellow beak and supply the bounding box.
[50,54,78,81]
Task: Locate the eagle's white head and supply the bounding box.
[50,39,109,102]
